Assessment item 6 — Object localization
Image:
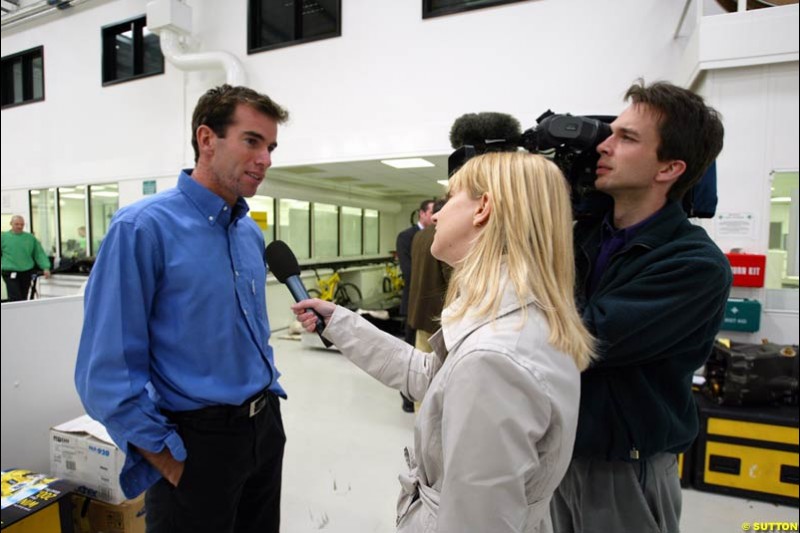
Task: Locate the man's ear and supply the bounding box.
[474,192,492,227]
[655,159,686,187]
[196,125,216,158]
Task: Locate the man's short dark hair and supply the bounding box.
[191,84,289,163]
[419,199,435,213]
[625,80,724,201]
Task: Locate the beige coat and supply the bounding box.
[322,276,581,533]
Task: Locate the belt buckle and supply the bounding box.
[249,394,267,417]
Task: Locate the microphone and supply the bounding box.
[449,111,522,150]
[265,240,333,348]
[448,112,522,175]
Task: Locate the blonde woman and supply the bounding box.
[292,152,594,533]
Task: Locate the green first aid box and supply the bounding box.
[721,298,761,332]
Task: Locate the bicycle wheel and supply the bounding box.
[308,288,322,299]
[335,283,362,309]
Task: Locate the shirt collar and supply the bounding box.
[178,169,251,226]
[601,204,665,244]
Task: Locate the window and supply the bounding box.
[102,16,164,85]
[89,184,119,256]
[249,195,276,245]
[364,209,379,254]
[1,46,44,109]
[29,188,57,258]
[341,206,362,256]
[58,186,88,259]
[314,203,339,258]
[423,0,529,19]
[248,0,341,54]
[765,171,798,310]
[279,199,310,259]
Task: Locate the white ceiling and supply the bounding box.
[267,154,451,201]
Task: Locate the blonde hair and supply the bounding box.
[443,152,594,370]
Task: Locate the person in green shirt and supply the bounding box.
[1,215,51,301]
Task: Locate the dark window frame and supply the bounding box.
[1,46,45,110]
[423,0,529,19]
[102,15,164,87]
[248,0,342,54]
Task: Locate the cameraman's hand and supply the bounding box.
[291,299,336,332]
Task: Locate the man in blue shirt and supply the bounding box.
[75,85,289,533]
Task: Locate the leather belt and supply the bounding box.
[164,389,270,421]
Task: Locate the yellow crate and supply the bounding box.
[704,441,799,499]
[694,394,799,506]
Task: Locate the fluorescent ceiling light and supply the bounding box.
[437,180,450,186]
[92,191,119,198]
[60,193,86,200]
[771,196,791,203]
[380,158,435,169]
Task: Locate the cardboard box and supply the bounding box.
[1,469,75,532]
[50,416,126,505]
[72,494,145,533]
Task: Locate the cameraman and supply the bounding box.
[551,81,732,533]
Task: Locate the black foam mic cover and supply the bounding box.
[265,240,332,347]
[266,240,301,282]
[449,112,522,150]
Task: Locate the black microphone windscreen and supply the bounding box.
[265,240,300,283]
[449,112,522,150]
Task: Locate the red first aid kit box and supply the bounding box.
[725,253,766,288]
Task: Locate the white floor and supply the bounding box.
[273,336,799,533]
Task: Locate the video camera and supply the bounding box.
[448,110,717,219]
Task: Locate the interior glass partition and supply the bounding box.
[29,188,57,258]
[88,183,119,256]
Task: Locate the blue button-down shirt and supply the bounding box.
[75,170,285,499]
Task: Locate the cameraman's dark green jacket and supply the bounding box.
[573,200,731,461]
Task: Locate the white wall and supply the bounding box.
[694,61,799,341]
[1,296,86,473]
[697,62,799,254]
[2,0,689,194]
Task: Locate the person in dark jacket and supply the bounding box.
[395,199,434,412]
[407,198,451,351]
[551,80,732,533]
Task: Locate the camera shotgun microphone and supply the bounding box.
[448,112,522,175]
[265,240,333,348]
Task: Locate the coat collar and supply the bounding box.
[429,267,535,359]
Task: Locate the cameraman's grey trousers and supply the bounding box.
[550,453,681,533]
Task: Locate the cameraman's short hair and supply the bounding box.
[625,80,723,201]
[191,84,289,163]
[419,199,435,213]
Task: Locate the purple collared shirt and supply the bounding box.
[587,208,664,297]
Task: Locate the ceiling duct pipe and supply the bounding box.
[146,0,246,86]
